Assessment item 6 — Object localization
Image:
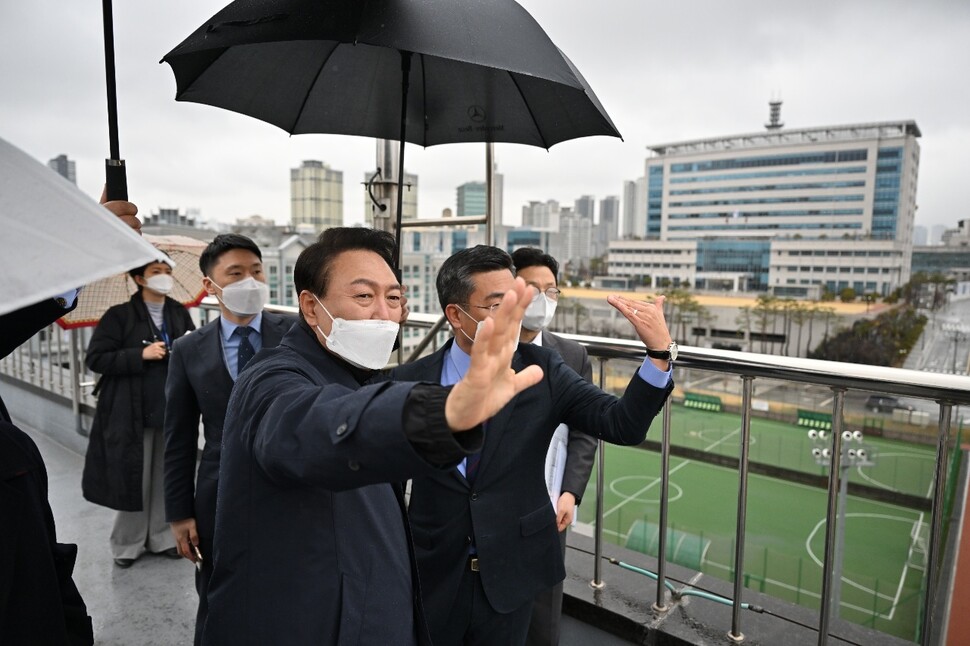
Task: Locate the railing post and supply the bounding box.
[921,403,953,645]
[817,388,846,645]
[654,397,673,611]
[68,328,84,435]
[591,357,607,590]
[728,376,755,641]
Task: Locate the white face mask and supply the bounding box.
[455,304,522,346]
[210,276,269,316]
[455,305,486,344]
[145,274,174,296]
[309,293,400,370]
[522,292,557,331]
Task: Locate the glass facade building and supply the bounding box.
[608,121,920,298]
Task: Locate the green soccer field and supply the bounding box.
[576,405,936,641]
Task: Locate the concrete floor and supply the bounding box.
[24,423,198,646]
[24,422,630,646]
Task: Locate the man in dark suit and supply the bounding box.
[511,247,598,646]
[0,195,140,644]
[202,228,543,645]
[163,233,292,645]
[393,246,675,646]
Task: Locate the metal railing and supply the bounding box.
[3,303,968,644]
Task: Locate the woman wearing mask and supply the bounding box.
[82,259,195,567]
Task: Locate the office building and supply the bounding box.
[47,154,76,185]
[608,112,921,298]
[290,160,343,231]
[621,178,647,238]
[456,181,485,217]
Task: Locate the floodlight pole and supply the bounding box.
[830,461,850,618]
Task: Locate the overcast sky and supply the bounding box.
[2,0,967,230]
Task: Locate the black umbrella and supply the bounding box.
[162,0,621,260]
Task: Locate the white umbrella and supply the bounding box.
[0,136,162,317]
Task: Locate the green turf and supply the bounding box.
[577,416,933,641]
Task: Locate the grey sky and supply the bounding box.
[1,0,966,229]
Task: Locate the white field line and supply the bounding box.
[601,427,741,519]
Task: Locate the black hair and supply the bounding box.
[199,233,262,277]
[127,257,172,291]
[511,247,559,280]
[436,245,513,312]
[295,227,396,300]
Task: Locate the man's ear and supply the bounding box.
[299,291,319,327]
[444,303,462,330]
[202,276,217,296]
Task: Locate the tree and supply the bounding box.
[839,287,856,303]
[752,294,781,353]
[736,306,754,352]
[809,306,927,366]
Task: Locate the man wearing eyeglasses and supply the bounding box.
[393,245,675,646]
[511,247,598,646]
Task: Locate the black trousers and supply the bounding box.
[526,528,568,646]
[433,557,534,646]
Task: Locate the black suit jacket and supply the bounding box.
[392,339,672,622]
[163,311,292,532]
[1,299,73,422]
[0,299,93,644]
[542,332,598,504]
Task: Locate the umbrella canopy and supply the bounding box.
[57,234,209,329]
[0,136,163,318]
[162,0,621,149]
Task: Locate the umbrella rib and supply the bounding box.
[506,71,550,150]
[288,42,341,133]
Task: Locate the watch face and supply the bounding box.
[669,342,679,361]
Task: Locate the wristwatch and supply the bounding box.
[646,342,678,362]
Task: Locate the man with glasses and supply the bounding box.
[512,247,597,646]
[393,245,675,645]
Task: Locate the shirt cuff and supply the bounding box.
[54,288,80,309]
[637,358,672,389]
[403,384,484,467]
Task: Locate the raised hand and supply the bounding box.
[607,294,673,368]
[445,277,544,431]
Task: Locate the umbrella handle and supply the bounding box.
[102,0,127,201]
[105,159,128,201]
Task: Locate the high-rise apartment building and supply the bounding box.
[290,160,343,231]
[574,195,595,221]
[621,178,648,238]
[47,154,76,185]
[594,195,620,258]
[521,199,560,230]
[608,116,921,298]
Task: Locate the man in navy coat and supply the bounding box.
[393,245,675,645]
[163,233,293,645]
[202,228,543,645]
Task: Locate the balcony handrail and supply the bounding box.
[3,298,965,644]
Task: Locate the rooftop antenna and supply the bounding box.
[765,98,784,130]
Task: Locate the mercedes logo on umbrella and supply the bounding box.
[467,105,487,123]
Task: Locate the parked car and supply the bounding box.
[865,395,914,414]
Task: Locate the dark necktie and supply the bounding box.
[464,421,486,484]
[236,326,255,376]
[465,451,482,484]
